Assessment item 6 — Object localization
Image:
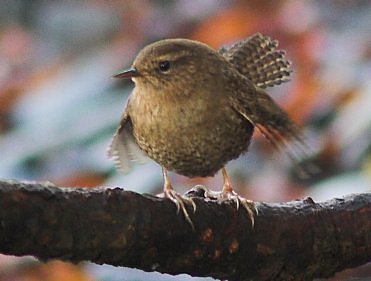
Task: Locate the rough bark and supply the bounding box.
[0,180,370,281]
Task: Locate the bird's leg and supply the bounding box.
[202,168,257,226]
[162,168,196,227]
[221,167,235,198]
[219,167,257,226]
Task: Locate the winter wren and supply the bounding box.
[108,33,303,226]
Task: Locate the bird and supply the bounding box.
[108,33,304,226]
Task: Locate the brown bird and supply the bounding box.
[108,33,303,226]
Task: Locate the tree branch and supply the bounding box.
[0,180,370,281]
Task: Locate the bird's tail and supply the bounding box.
[220,33,292,89]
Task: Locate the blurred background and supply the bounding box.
[0,0,370,280]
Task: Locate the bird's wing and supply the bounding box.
[230,80,307,159]
[219,33,292,89]
[107,109,148,173]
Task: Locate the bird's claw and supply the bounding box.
[205,188,257,227]
[163,188,196,228]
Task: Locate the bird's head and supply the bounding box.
[113,39,226,97]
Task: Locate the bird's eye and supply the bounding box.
[158,61,170,72]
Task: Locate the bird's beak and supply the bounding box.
[112,67,139,79]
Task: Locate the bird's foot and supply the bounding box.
[160,168,196,228]
[204,188,257,227]
[162,187,196,228]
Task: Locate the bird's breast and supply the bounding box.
[128,88,254,177]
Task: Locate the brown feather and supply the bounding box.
[228,76,307,160]
[220,33,292,88]
[107,108,148,173]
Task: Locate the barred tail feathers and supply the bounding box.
[220,33,292,89]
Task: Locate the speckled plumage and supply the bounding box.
[220,33,292,88]
[108,34,301,178]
